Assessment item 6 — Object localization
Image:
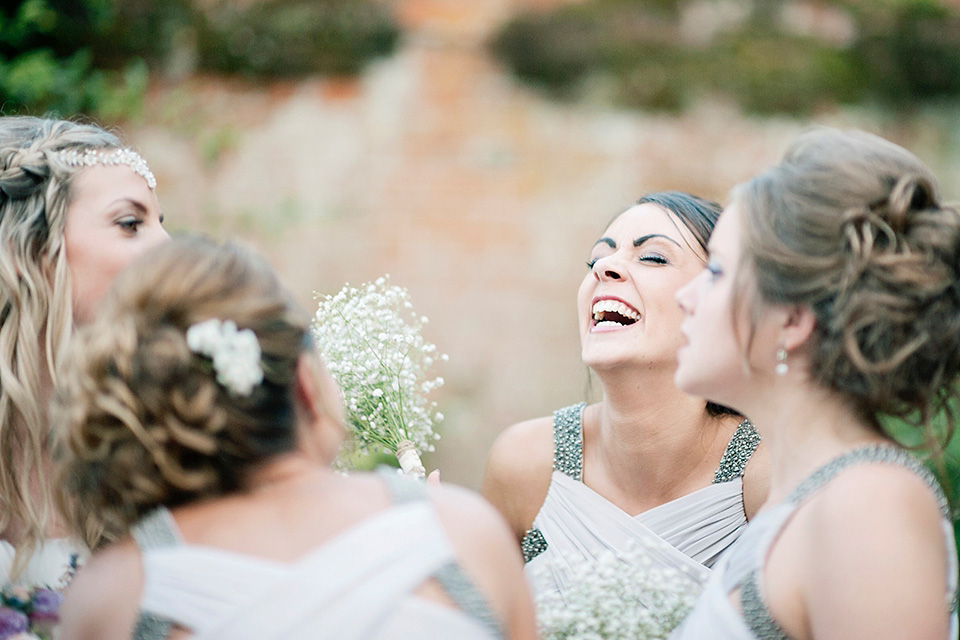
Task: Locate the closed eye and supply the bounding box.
[640,254,668,265]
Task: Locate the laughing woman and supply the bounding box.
[672,129,958,639]
[482,192,767,603]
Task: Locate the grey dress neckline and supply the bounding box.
[521,403,760,562]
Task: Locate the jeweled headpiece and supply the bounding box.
[56,147,157,190]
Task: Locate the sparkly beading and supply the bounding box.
[131,508,179,640]
[521,406,761,564]
[740,571,790,640]
[553,402,586,480]
[520,403,585,562]
[380,469,505,639]
[56,147,157,189]
[739,445,957,640]
[714,420,761,484]
[520,528,547,564]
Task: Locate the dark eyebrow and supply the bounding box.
[593,237,617,249]
[634,233,681,248]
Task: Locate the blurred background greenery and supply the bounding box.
[2,0,959,548]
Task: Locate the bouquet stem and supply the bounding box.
[396,439,426,478]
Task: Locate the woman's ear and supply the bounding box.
[781,304,817,352]
[294,352,345,465]
[294,353,323,424]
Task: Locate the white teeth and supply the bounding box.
[591,299,641,322]
[596,321,622,328]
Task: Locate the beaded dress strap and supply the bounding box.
[378,468,505,639]
[739,445,956,640]
[713,419,761,484]
[552,402,586,480]
[785,445,949,516]
[520,403,586,562]
[130,507,181,640]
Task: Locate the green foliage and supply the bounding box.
[1,0,401,119]
[491,0,960,115]
[0,0,146,118]
[882,399,960,556]
[195,0,399,77]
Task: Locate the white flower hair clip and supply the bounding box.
[186,318,264,396]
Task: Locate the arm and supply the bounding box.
[59,540,144,640]
[480,416,555,541]
[766,464,953,640]
[432,485,540,640]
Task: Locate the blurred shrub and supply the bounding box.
[88,0,399,79]
[851,1,960,105]
[1,0,400,118]
[0,0,148,119]
[491,0,960,115]
[196,0,399,77]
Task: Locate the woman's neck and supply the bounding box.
[741,380,888,505]
[585,365,738,508]
[241,453,332,495]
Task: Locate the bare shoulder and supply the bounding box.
[60,539,144,640]
[428,483,539,639]
[805,461,947,542]
[795,462,952,638]
[480,414,556,539]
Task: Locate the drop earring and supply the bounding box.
[775,347,788,376]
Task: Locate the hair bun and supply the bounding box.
[883,173,937,232]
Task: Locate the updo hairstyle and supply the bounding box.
[54,236,328,548]
[0,116,126,571]
[735,128,960,450]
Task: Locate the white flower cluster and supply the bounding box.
[186,318,264,396]
[533,545,702,640]
[312,276,446,465]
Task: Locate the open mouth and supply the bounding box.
[592,299,641,328]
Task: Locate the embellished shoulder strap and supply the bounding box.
[786,445,950,517]
[739,444,956,640]
[130,507,181,640]
[377,467,505,637]
[740,570,791,640]
[131,507,182,551]
[434,562,505,639]
[713,419,761,484]
[521,403,587,563]
[552,402,586,480]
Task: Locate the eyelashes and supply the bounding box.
[586,254,668,269]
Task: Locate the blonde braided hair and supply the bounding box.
[0,116,124,577]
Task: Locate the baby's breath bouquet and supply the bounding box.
[533,545,702,640]
[312,276,446,477]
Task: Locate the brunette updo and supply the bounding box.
[54,236,328,547]
[736,128,960,448]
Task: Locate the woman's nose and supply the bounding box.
[676,274,698,314]
[593,255,623,281]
